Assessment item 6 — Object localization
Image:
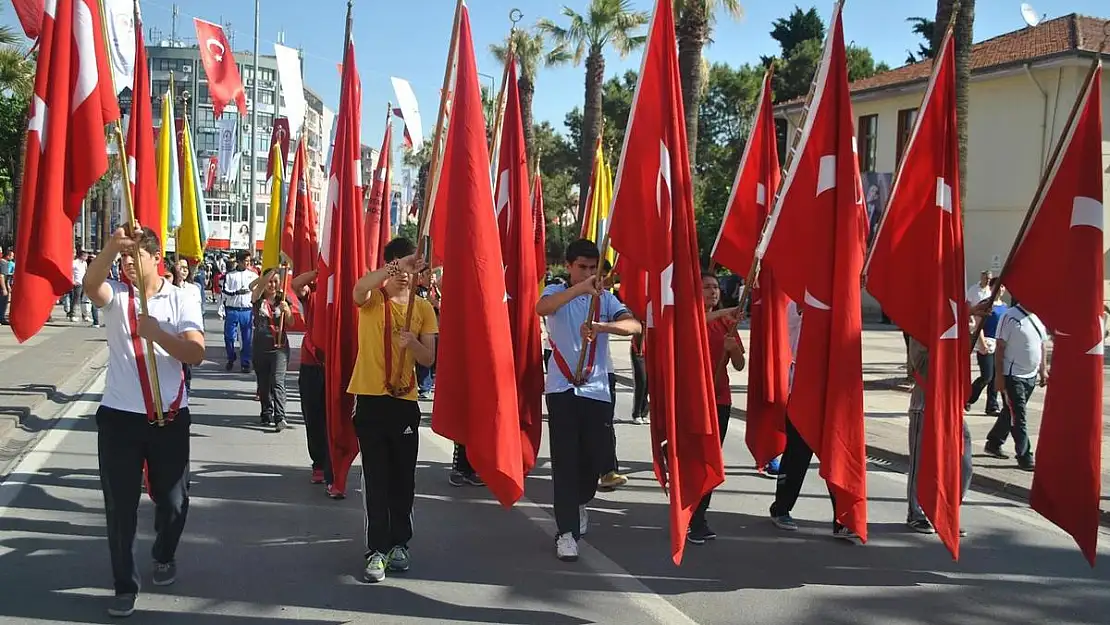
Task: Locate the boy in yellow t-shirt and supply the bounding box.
[347,237,438,583]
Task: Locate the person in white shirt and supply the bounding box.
[965,269,992,309]
[984,302,1048,471]
[68,251,89,322]
[172,259,205,391]
[221,251,258,373]
[83,226,205,618]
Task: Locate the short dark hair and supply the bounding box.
[701,269,719,283]
[235,250,251,262]
[565,239,600,264]
[384,237,415,262]
[133,226,162,258]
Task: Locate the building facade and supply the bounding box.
[774,13,1110,314]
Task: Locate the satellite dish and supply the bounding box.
[1021,3,1042,27]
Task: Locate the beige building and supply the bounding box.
[775,14,1110,313]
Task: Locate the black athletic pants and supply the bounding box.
[770,415,836,524]
[298,363,332,483]
[547,390,611,537]
[353,394,420,556]
[96,407,191,596]
[690,404,731,530]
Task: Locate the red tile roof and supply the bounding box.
[779,13,1109,107]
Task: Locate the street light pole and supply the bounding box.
[247,0,260,252]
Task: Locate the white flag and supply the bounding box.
[390,77,424,152]
[104,0,136,95]
[274,43,307,138]
[218,116,238,179]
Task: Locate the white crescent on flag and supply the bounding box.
[207,38,225,62]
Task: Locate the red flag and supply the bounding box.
[756,3,869,540]
[205,156,218,192]
[266,118,291,181]
[493,56,543,474]
[711,69,789,470]
[1004,63,1104,566]
[125,15,159,240]
[531,172,546,279]
[11,0,42,39]
[430,5,524,507]
[365,119,393,270]
[280,140,303,265]
[11,0,120,342]
[865,32,967,558]
[316,41,365,495]
[193,19,247,117]
[606,0,724,564]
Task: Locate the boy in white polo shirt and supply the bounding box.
[84,226,206,618]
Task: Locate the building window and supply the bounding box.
[259,90,274,105]
[260,68,275,82]
[857,114,877,173]
[896,108,918,164]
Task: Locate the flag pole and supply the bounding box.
[970,25,1108,347]
[489,9,523,165]
[402,0,465,333]
[99,0,166,426]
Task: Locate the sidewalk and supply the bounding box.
[0,306,108,473]
[608,328,1110,520]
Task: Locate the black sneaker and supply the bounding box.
[701,524,717,540]
[463,473,484,487]
[1017,456,1035,472]
[907,519,936,534]
[983,443,1009,459]
[108,594,136,618]
[241,364,251,374]
[225,360,235,371]
[686,527,708,545]
[448,471,466,487]
[152,561,176,586]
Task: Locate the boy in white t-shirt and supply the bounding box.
[84,226,206,618]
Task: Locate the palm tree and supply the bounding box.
[934,0,974,215]
[491,28,572,176]
[674,0,742,164]
[539,0,649,228]
[904,16,936,64]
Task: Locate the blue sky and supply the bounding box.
[5,0,1108,147]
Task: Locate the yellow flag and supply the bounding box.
[589,140,615,268]
[156,89,182,247]
[176,116,204,260]
[261,143,285,270]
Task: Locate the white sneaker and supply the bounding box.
[579,505,589,536]
[555,532,578,562]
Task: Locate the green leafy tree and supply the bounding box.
[538,0,649,229]
[490,28,572,174]
[674,0,743,164]
[905,17,937,64]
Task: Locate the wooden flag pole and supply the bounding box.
[402,0,465,333]
[969,24,1109,348]
[571,232,614,383]
[101,0,166,426]
[489,9,523,165]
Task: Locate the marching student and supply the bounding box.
[536,239,641,562]
[348,237,438,583]
[249,269,294,432]
[171,259,203,391]
[292,269,333,490]
[83,226,205,618]
[768,300,855,540]
[221,251,258,373]
[688,271,746,545]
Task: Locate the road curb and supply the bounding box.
[0,343,109,478]
[611,372,1110,529]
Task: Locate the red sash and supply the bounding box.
[127,282,186,425]
[382,288,416,397]
[550,298,602,386]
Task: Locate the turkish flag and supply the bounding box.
[205,156,218,192]
[193,19,247,117]
[757,3,869,540]
[711,69,789,470]
[124,16,159,240]
[493,55,544,474]
[607,0,725,565]
[365,120,393,270]
[531,172,546,279]
[316,41,365,494]
[430,5,524,508]
[282,140,318,276]
[11,0,42,40]
[266,118,291,181]
[1004,63,1104,566]
[11,0,120,342]
[866,32,968,558]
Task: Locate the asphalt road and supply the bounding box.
[0,317,1107,624]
